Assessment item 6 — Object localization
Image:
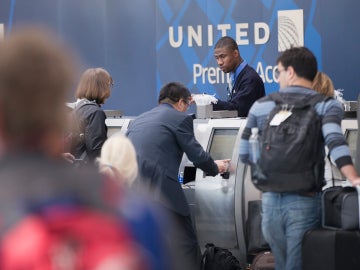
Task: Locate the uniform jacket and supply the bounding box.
[126,103,218,216]
[213,64,265,117]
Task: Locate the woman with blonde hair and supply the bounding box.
[312,71,334,97]
[97,133,138,187]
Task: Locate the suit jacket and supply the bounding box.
[126,103,218,216]
[213,64,265,117]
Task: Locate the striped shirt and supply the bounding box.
[239,86,353,169]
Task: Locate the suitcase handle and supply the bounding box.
[356,186,360,229]
[327,186,354,202]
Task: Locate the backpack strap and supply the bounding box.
[269,91,330,107]
[306,93,331,106]
[267,91,284,104]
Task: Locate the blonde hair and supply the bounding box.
[97,134,138,187]
[312,71,334,97]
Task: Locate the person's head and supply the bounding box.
[158,82,191,112]
[275,46,317,89]
[0,26,76,155]
[312,71,335,97]
[75,68,113,104]
[214,36,242,73]
[97,134,138,187]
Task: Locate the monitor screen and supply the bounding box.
[107,126,122,137]
[208,128,239,160]
[345,129,358,163]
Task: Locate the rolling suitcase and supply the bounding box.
[302,228,360,270]
[322,186,360,230]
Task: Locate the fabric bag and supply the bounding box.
[250,251,275,270]
[322,185,360,230]
[251,92,329,193]
[201,243,242,270]
[246,200,269,253]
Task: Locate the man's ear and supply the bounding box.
[173,99,183,112]
[233,49,239,58]
[287,66,295,77]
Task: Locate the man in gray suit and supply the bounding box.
[127,82,230,269]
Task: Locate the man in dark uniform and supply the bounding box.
[212,36,265,117]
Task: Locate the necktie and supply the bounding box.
[227,73,235,101]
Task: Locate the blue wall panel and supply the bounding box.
[0,0,358,116]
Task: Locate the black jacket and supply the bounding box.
[71,100,107,161]
[213,64,265,117]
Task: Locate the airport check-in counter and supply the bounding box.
[105,117,134,137]
[181,114,358,268]
[180,118,261,267]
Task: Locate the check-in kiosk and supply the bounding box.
[105,117,134,137]
[181,118,261,267]
[182,108,358,268]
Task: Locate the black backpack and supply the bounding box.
[201,243,242,270]
[251,92,329,193]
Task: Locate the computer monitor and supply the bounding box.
[107,126,122,137]
[208,128,239,160]
[345,129,358,163]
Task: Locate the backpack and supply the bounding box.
[1,203,149,270]
[251,92,329,193]
[201,243,242,270]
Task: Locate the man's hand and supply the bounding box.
[215,159,231,174]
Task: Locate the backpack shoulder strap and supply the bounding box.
[269,91,331,107]
[306,93,332,106]
[267,92,284,104]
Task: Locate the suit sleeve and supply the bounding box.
[176,115,219,176]
[213,71,265,117]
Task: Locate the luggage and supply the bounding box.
[246,200,270,253]
[322,185,360,230]
[302,228,360,270]
[250,251,275,270]
[201,243,242,270]
[251,92,329,193]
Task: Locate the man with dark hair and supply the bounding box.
[126,82,230,269]
[239,46,360,270]
[212,36,265,117]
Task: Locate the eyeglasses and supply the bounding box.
[182,99,191,106]
[109,82,114,88]
[274,68,286,80]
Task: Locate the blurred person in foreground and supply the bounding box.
[126,82,231,270]
[97,133,181,270]
[0,26,147,269]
